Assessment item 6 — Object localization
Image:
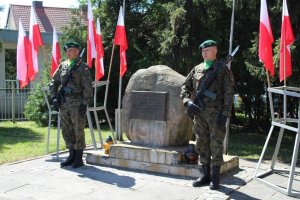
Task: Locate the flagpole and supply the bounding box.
[283,34,287,123]
[94,57,97,107]
[282,0,287,123]
[108,44,119,139]
[266,70,271,88]
[283,0,286,88]
[116,1,126,141]
[108,43,119,139]
[224,0,235,155]
[108,45,115,82]
[117,60,123,140]
[265,70,275,121]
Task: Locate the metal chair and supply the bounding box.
[42,86,61,159]
[253,86,300,198]
[86,80,116,149]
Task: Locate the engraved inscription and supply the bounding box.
[130,91,167,121]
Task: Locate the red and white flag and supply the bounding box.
[279,0,295,81]
[259,0,274,76]
[29,6,43,77]
[17,19,31,88]
[114,6,128,77]
[87,0,96,68]
[51,26,61,77]
[96,18,105,80]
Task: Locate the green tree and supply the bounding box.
[242,0,300,127]
[24,67,51,126]
[25,0,300,129]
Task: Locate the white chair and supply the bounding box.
[42,86,61,159]
[86,80,116,149]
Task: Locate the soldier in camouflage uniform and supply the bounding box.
[49,42,93,168]
[180,40,234,190]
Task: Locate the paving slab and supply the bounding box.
[0,151,299,200]
[229,159,300,200]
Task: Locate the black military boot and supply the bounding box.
[72,149,84,168]
[192,164,210,187]
[209,165,221,190]
[60,147,75,167]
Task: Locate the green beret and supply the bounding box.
[199,40,217,49]
[64,41,81,51]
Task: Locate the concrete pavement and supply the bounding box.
[0,151,299,200]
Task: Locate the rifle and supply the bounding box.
[56,48,85,107]
[189,46,239,117]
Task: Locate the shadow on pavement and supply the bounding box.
[217,169,260,200]
[221,169,247,186]
[64,164,136,188]
[44,157,62,162]
[227,188,261,200]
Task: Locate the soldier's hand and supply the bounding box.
[186,101,201,117]
[51,97,60,111]
[78,104,87,115]
[217,114,227,128]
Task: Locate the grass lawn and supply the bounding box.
[0,121,112,165]
[228,125,300,164]
[0,120,299,165]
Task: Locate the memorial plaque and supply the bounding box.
[130,91,167,121]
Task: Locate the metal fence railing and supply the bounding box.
[0,78,31,121]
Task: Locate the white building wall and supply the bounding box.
[6,11,16,29]
[0,38,52,120]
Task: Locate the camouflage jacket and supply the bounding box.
[180,61,235,117]
[49,60,93,106]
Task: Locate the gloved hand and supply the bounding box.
[51,97,60,111]
[186,100,201,118]
[78,104,87,115]
[217,114,227,128]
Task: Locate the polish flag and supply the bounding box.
[87,0,96,68]
[259,0,274,76]
[279,0,295,82]
[17,19,30,88]
[51,26,61,77]
[114,6,128,77]
[29,6,43,77]
[96,18,105,80]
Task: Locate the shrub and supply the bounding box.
[24,67,51,126]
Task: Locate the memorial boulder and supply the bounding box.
[122,65,193,147]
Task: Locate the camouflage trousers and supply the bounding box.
[60,102,87,150]
[193,106,225,166]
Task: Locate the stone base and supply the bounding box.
[86,142,239,178]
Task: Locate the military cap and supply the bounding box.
[199,40,217,49]
[63,41,81,51]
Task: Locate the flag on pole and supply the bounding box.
[279,0,295,82]
[29,6,43,77]
[17,19,31,88]
[114,6,128,77]
[51,26,61,77]
[96,18,105,80]
[259,0,274,76]
[87,0,96,68]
